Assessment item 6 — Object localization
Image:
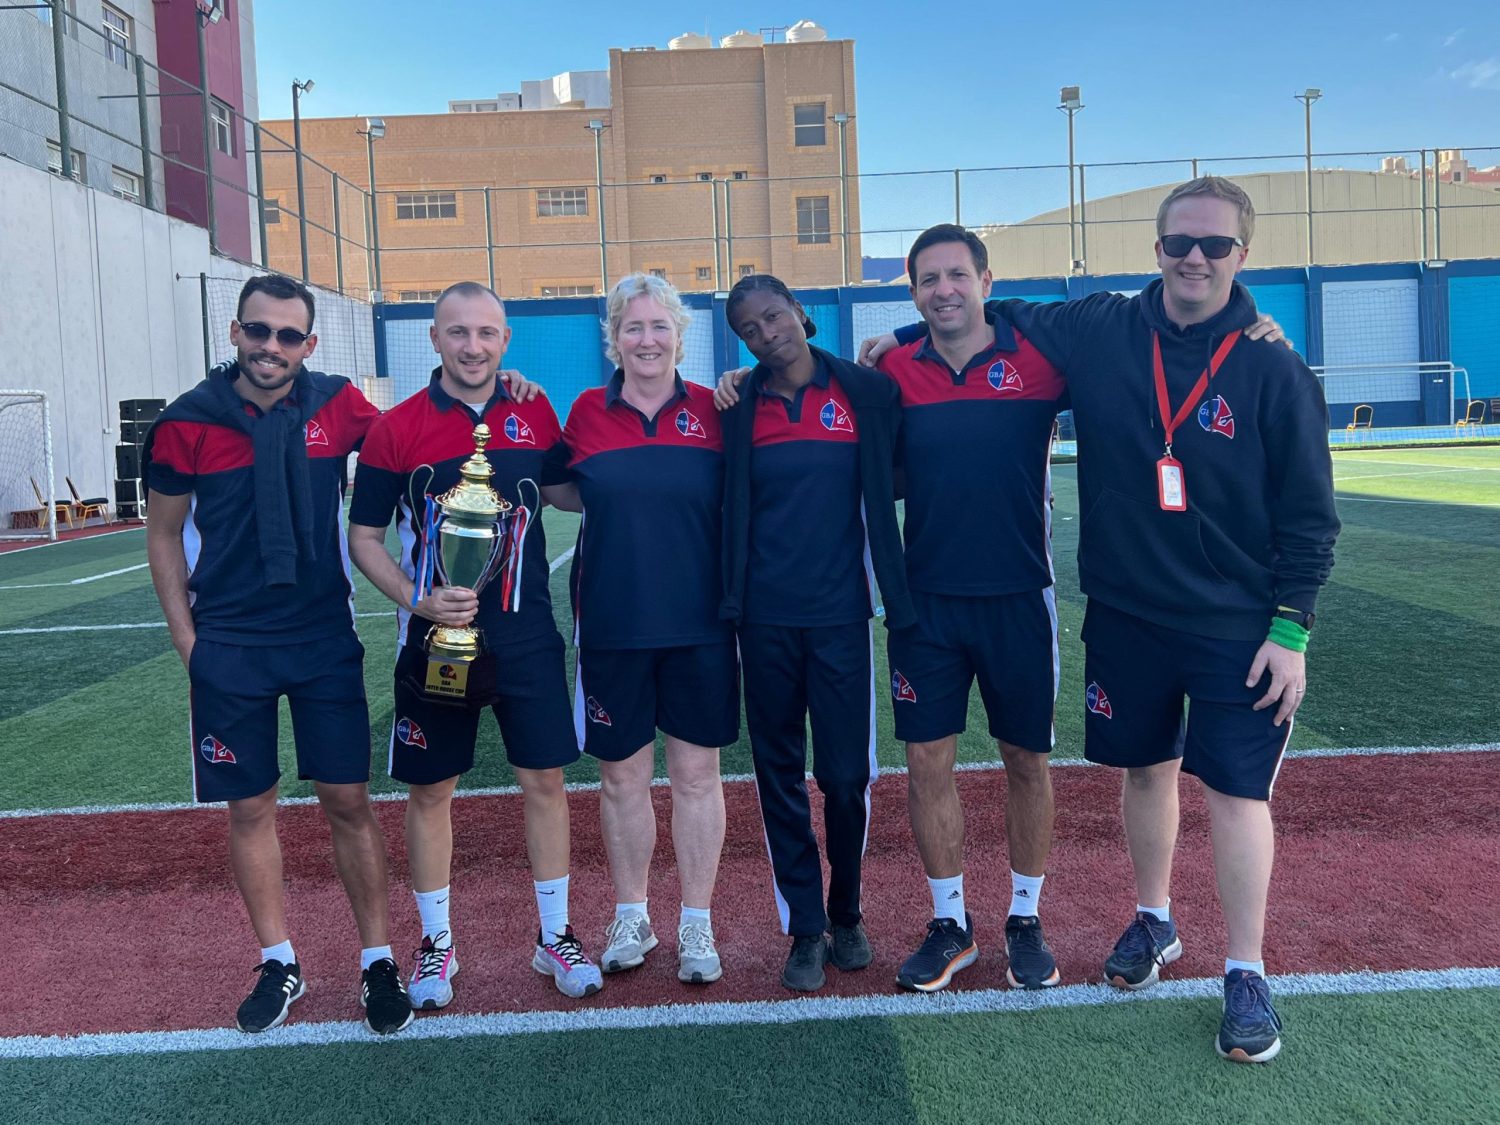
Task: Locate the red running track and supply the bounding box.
[1,752,1496,1038]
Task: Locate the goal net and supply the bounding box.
[0,391,56,542]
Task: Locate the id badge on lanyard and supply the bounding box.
[1151,330,1240,512]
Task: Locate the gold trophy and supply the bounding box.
[421,424,515,702]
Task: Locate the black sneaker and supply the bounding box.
[235,959,306,1033]
[781,934,830,992]
[896,914,977,993]
[829,921,873,971]
[1004,915,1061,989]
[1104,912,1183,990]
[361,957,414,1035]
[1216,969,1283,1064]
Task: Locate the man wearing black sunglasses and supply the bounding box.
[864,177,1340,1065]
[145,273,415,1037]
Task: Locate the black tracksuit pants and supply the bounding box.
[740,621,875,936]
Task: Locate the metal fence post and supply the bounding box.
[199,273,212,374]
[133,56,155,210]
[195,13,217,252]
[1418,149,1429,262]
[1432,144,1443,260]
[953,169,961,224]
[50,1,71,176]
[1078,163,1088,274]
[252,124,269,269]
[725,176,735,278]
[483,187,496,291]
[332,173,344,293]
[710,179,722,290]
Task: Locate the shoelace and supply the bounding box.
[413,941,451,982]
[366,959,408,999]
[1119,916,1171,966]
[1009,921,1046,955]
[606,914,647,947]
[1226,974,1283,1029]
[545,932,591,969]
[679,922,717,958]
[248,960,295,998]
[917,917,963,954]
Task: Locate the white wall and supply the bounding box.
[0,155,373,502]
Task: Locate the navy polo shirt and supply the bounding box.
[562,371,728,651]
[878,315,1067,596]
[745,354,871,627]
[146,373,379,646]
[350,368,568,648]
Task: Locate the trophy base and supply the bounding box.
[419,626,497,707]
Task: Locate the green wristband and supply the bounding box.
[1267,617,1309,653]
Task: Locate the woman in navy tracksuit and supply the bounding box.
[719,274,914,992]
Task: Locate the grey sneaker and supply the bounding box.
[781,934,829,992]
[829,922,873,971]
[678,920,723,984]
[602,912,658,973]
[532,926,603,999]
[408,933,458,1010]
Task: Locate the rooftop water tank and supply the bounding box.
[669,32,711,49]
[720,29,764,48]
[786,20,828,42]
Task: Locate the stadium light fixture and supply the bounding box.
[586,120,610,291]
[1057,87,1084,270]
[357,118,386,297]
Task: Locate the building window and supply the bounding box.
[648,268,668,280]
[264,198,281,224]
[536,187,588,217]
[793,103,826,147]
[650,174,667,184]
[738,264,755,279]
[696,172,713,182]
[796,196,831,244]
[395,191,458,220]
[475,101,498,112]
[397,290,441,302]
[732,170,748,180]
[211,99,235,157]
[696,266,712,282]
[540,285,595,297]
[102,2,131,69]
[110,166,140,202]
[46,140,85,181]
[35,0,77,30]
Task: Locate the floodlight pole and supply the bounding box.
[587,119,609,294]
[1295,88,1322,265]
[292,78,314,282]
[196,6,219,251]
[357,118,385,298]
[1058,86,1084,272]
[832,112,851,285]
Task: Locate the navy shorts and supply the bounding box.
[1081,600,1294,801]
[574,639,740,762]
[390,629,579,784]
[188,632,371,803]
[886,590,1058,752]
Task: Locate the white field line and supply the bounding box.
[0,548,576,633]
[2,965,1495,1061]
[1334,466,1500,482]
[2,743,1494,821]
[0,525,144,557]
[1335,496,1500,507]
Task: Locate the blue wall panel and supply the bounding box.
[1448,275,1500,400]
[1242,282,1308,359]
[502,311,604,417]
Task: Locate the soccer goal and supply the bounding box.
[0,390,57,542]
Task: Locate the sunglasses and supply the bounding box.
[1159,234,1244,260]
[238,321,312,347]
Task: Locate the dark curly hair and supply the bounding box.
[724,273,817,340]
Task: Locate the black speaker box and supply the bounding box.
[119,398,166,424]
[115,444,142,480]
[119,419,151,444]
[115,478,142,503]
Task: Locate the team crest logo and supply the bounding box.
[396,717,427,749]
[503,413,535,445]
[304,420,329,446]
[676,408,707,439]
[439,664,458,681]
[987,359,1023,393]
[819,399,854,433]
[1198,395,1235,439]
[199,734,236,764]
[1085,682,1113,719]
[891,670,918,703]
[586,696,613,726]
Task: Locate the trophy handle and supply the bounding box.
[409,464,440,606]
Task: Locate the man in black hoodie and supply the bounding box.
[145,274,413,1037]
[869,178,1339,1064]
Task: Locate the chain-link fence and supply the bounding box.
[5,3,1499,302]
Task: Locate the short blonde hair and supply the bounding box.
[1156,176,1256,245]
[603,273,692,365]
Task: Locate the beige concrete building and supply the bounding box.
[982,167,1500,280]
[260,28,859,300]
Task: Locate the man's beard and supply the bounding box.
[237,350,299,391]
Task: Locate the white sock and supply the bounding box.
[1009,871,1044,918]
[414,885,452,945]
[616,900,648,921]
[1225,958,1266,978]
[679,904,711,932]
[260,940,295,966]
[535,875,570,943]
[1138,901,1171,922]
[929,874,965,924]
[360,945,394,971]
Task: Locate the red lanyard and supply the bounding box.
[1151,330,1240,455]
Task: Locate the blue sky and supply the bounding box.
[253,0,1498,240]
